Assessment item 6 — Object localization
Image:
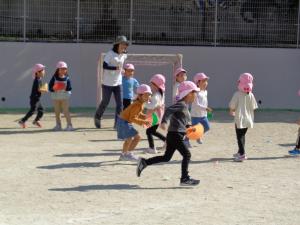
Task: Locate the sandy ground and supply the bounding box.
[0,110,300,225]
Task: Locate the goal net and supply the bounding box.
[96,53,183,105]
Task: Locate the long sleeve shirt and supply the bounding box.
[30,77,42,100]
[161,100,191,133]
[191,90,208,117]
[120,99,147,126]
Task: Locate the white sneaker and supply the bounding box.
[64,125,74,131]
[119,153,126,161]
[196,139,203,144]
[123,152,139,161]
[53,124,62,131]
[233,152,240,158]
[144,147,158,154]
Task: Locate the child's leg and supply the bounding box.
[34,101,44,122]
[145,132,177,165]
[199,117,210,133]
[146,126,155,149]
[53,100,62,125]
[61,100,72,126]
[21,99,38,122]
[296,127,300,149]
[176,135,192,180]
[151,124,166,143]
[235,126,248,155]
[123,137,133,153]
[128,134,141,151]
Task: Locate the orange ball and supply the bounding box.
[186,124,204,140]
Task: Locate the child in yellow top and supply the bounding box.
[116,84,152,161]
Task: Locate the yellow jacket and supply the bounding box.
[120,99,147,126]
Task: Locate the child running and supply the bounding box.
[122,63,139,110]
[18,64,47,128]
[144,74,166,154]
[190,73,213,144]
[49,61,74,131]
[137,81,200,186]
[229,73,258,162]
[117,84,152,161]
[173,67,187,102]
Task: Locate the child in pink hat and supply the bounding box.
[48,61,74,131]
[229,73,258,162]
[288,90,300,156]
[122,63,139,110]
[18,63,47,128]
[116,84,152,161]
[173,67,187,102]
[137,81,200,186]
[144,74,167,154]
[190,72,213,145]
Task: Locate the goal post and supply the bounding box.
[96,53,183,106]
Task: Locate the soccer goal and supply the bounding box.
[96,53,183,105]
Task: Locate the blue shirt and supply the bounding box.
[122,76,139,100]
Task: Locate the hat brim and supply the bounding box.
[177,87,200,100]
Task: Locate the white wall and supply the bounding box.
[0,42,299,109]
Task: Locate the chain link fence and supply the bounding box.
[0,0,299,47]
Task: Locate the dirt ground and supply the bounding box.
[0,110,299,225]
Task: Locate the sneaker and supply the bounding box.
[32,120,42,128]
[119,153,126,161]
[53,124,62,131]
[196,139,203,144]
[180,177,200,186]
[184,140,192,148]
[144,147,158,154]
[234,154,248,162]
[94,118,101,128]
[233,152,240,158]
[288,149,300,156]
[136,158,147,177]
[64,125,74,131]
[18,120,26,128]
[122,152,139,161]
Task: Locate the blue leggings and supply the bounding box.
[191,116,210,133]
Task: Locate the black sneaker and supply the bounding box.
[136,158,147,177]
[180,177,200,186]
[94,118,101,128]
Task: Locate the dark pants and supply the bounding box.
[296,128,300,149]
[122,98,132,110]
[21,98,44,122]
[235,126,248,155]
[146,124,166,149]
[145,132,191,180]
[95,84,122,126]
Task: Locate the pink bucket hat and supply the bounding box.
[136,84,152,95]
[174,67,187,78]
[193,73,209,84]
[32,63,45,75]
[177,81,200,100]
[56,61,68,69]
[150,74,166,92]
[124,63,135,70]
[238,73,253,93]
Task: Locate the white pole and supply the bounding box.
[214,0,218,47]
[23,0,26,42]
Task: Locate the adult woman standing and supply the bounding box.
[94,35,129,128]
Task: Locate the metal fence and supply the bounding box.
[0,0,299,48]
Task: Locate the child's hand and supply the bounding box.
[206,107,213,112]
[160,123,167,131]
[229,110,235,116]
[144,120,151,127]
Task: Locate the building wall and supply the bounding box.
[0,42,299,109]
